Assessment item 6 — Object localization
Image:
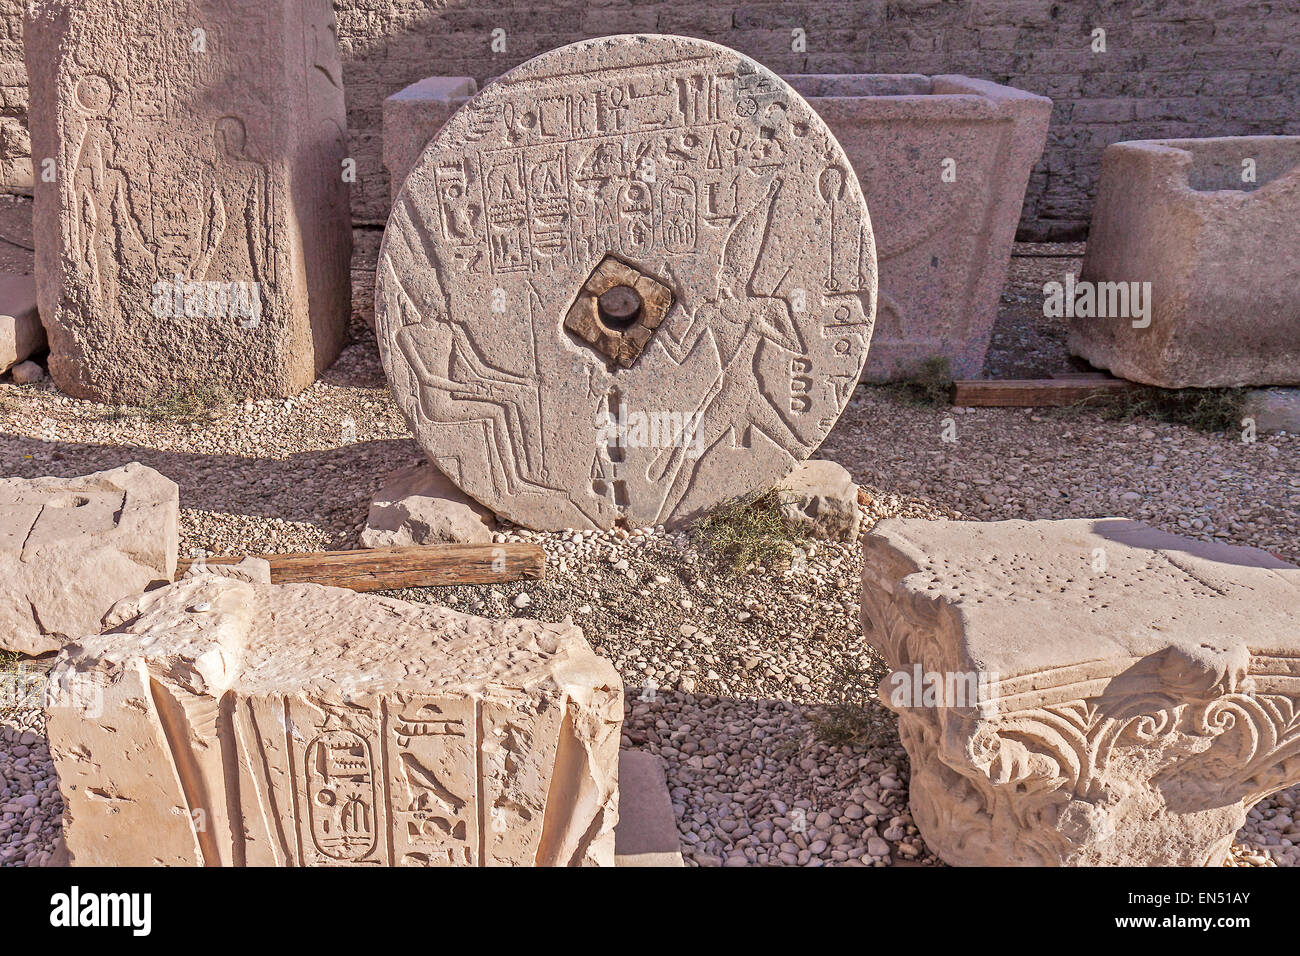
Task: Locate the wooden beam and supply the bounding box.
[177,543,545,592]
[953,378,1141,407]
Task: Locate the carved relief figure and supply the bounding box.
[196,117,270,284]
[69,73,150,303]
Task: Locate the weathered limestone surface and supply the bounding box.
[1069,136,1300,388]
[785,75,1051,381]
[772,459,861,542]
[47,576,623,866]
[377,36,876,532]
[25,0,352,404]
[0,463,178,656]
[862,517,1300,867]
[360,463,494,547]
[0,273,43,374]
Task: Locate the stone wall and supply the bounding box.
[4,0,1298,301]
[0,0,28,190]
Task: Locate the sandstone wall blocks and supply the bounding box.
[377,36,877,532]
[862,516,1300,867]
[1068,135,1300,388]
[771,458,861,542]
[46,576,624,866]
[0,463,179,656]
[0,272,43,374]
[25,0,353,404]
[360,463,495,547]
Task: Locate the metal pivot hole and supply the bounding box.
[596,285,643,332]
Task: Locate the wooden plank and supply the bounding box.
[953,378,1141,407]
[177,543,545,592]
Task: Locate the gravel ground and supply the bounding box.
[1,204,1297,867]
[983,242,1088,379]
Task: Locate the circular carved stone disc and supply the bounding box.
[377,35,877,531]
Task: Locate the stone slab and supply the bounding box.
[1244,388,1300,434]
[360,463,494,547]
[614,751,683,867]
[25,0,353,403]
[0,463,178,656]
[784,74,1051,381]
[862,517,1300,866]
[383,76,477,205]
[772,458,861,541]
[377,36,877,531]
[1069,136,1300,388]
[0,273,43,374]
[47,576,624,866]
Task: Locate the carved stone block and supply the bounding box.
[377,37,877,531]
[1068,136,1300,388]
[46,576,623,866]
[25,0,352,403]
[861,517,1300,866]
[0,463,178,656]
[785,74,1051,381]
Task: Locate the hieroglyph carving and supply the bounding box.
[377,36,876,531]
[47,578,623,867]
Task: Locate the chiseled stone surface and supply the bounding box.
[0,273,43,375]
[360,463,494,547]
[25,0,352,403]
[771,458,861,542]
[862,517,1300,867]
[785,75,1051,381]
[47,576,623,866]
[0,463,178,656]
[1069,136,1300,388]
[377,36,876,532]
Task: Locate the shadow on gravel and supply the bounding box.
[0,434,419,526]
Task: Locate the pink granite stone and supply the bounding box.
[1069,136,1300,388]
